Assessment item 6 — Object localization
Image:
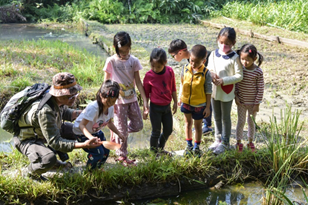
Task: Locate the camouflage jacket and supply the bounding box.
[17,97,75,153]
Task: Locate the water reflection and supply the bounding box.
[133,182,308,205]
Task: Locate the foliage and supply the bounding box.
[210,0,308,33]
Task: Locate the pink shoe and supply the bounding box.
[236,143,243,152]
[115,157,136,167]
[247,142,256,152]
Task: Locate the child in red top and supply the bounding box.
[143,48,177,157]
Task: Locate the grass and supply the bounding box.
[0,38,105,109]
[210,0,308,34]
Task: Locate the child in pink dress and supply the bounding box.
[103,31,148,166]
[235,44,264,152]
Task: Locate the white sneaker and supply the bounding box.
[213,142,228,155]
[208,139,221,151]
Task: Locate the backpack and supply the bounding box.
[0,83,52,135]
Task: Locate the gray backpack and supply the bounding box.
[0,83,51,135]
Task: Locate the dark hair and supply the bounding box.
[96,80,120,116]
[191,44,207,60]
[113,31,132,56]
[168,39,187,54]
[217,27,236,44]
[236,43,264,67]
[150,48,167,65]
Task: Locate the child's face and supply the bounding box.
[217,35,235,54]
[118,45,130,60]
[151,60,166,73]
[170,48,186,62]
[102,96,117,108]
[190,55,205,70]
[240,52,257,70]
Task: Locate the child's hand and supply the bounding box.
[84,137,102,148]
[211,72,219,81]
[253,104,260,114]
[203,107,210,118]
[172,101,177,114]
[177,100,182,107]
[143,110,148,120]
[214,78,223,86]
[235,96,240,105]
[117,133,126,141]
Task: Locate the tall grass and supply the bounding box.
[262,106,308,204]
[210,0,308,33]
[0,39,105,95]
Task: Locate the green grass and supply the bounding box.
[210,0,308,33]
[0,39,105,109]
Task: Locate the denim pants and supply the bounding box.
[211,98,233,145]
[76,130,110,170]
[149,102,173,152]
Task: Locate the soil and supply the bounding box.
[87,22,308,130]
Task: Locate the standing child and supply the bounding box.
[168,39,213,135]
[103,31,148,166]
[235,44,264,152]
[73,80,125,170]
[143,48,177,156]
[178,44,212,157]
[207,27,243,155]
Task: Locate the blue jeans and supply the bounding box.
[211,98,233,145]
[76,130,110,170]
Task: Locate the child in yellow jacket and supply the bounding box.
[178,45,212,157]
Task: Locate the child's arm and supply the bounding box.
[143,98,149,119]
[172,91,177,114]
[253,68,264,114]
[104,72,111,81]
[203,94,211,118]
[107,119,125,141]
[221,58,243,85]
[79,118,98,140]
[134,71,149,113]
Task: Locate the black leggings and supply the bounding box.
[149,102,173,152]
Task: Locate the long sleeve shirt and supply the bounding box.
[18,97,76,153]
[207,49,243,102]
[235,67,264,104]
[143,66,176,106]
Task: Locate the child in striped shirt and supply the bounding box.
[235,44,264,152]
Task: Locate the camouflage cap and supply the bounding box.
[49,72,82,97]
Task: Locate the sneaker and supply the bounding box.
[247,142,256,152]
[183,146,193,156]
[28,173,49,182]
[208,139,221,151]
[236,143,243,152]
[202,126,213,135]
[193,147,202,158]
[213,142,228,155]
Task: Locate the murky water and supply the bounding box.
[132,182,308,205]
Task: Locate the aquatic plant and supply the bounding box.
[262,105,308,205]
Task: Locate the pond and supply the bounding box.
[0,23,307,205]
